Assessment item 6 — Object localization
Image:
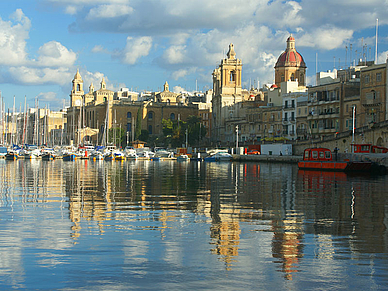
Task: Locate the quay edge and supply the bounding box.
[232,154,302,163]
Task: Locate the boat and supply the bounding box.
[113,150,126,161]
[204,151,232,162]
[41,148,56,161]
[351,143,388,153]
[0,146,7,158]
[5,151,19,160]
[63,152,77,161]
[298,147,374,172]
[125,150,138,160]
[177,154,189,161]
[89,151,104,161]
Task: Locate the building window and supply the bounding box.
[127,123,131,132]
[127,112,132,119]
[290,73,295,81]
[170,113,175,120]
[376,73,382,82]
[230,71,236,82]
[364,74,370,84]
[148,112,153,120]
[281,74,285,82]
[148,125,153,134]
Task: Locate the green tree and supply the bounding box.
[135,107,142,140]
[187,115,207,146]
[138,129,149,142]
[108,127,126,148]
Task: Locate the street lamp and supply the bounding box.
[236,125,239,153]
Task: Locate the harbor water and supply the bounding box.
[0,159,388,290]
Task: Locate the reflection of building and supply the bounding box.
[272,218,304,280]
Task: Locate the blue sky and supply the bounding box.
[0,0,387,110]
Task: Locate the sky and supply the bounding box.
[0,0,387,111]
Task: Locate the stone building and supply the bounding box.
[211,43,244,144]
[359,62,387,126]
[67,71,200,146]
[307,73,360,139]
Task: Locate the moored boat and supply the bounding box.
[298,147,374,172]
[63,152,77,161]
[5,151,19,160]
[177,154,189,161]
[204,151,232,162]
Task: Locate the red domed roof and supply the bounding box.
[270,84,278,88]
[275,36,306,68]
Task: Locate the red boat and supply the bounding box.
[298,147,373,172]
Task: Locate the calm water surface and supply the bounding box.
[0,159,387,290]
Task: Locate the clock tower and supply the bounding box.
[70,69,84,107]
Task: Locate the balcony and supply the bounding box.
[282,117,296,124]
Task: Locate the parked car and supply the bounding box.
[247,149,260,155]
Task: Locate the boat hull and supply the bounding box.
[63,154,77,161]
[298,160,373,172]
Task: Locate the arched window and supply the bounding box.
[290,73,295,81]
[170,113,175,120]
[77,84,81,91]
[167,99,170,105]
[148,112,153,120]
[127,112,132,119]
[230,71,236,82]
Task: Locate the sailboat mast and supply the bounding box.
[11,96,15,146]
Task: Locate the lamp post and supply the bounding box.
[236,125,239,154]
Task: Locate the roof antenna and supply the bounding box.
[375,18,379,64]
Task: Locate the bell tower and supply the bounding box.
[212,43,243,143]
[70,69,84,107]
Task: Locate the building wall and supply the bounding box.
[360,63,387,126]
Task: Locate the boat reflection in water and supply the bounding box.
[0,160,388,289]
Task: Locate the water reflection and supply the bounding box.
[0,159,387,289]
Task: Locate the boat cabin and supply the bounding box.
[303,148,332,161]
[351,144,388,154]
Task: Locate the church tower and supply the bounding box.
[274,35,306,87]
[212,43,243,143]
[70,69,84,107]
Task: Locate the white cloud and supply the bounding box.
[86,4,133,20]
[65,6,77,15]
[117,36,153,65]
[37,41,77,67]
[8,67,73,85]
[0,9,30,66]
[298,26,353,50]
[377,50,388,64]
[171,68,197,80]
[163,45,186,64]
[172,85,186,93]
[91,45,108,53]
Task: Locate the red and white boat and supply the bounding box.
[298,147,374,172]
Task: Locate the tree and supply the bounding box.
[135,106,142,140]
[108,127,126,148]
[187,115,207,146]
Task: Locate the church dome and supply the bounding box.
[275,35,306,68]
